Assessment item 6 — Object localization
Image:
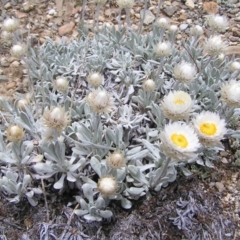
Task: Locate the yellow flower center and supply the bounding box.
[200,123,217,136]
[171,134,188,148]
[174,99,184,104]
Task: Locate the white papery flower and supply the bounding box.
[190,25,204,36]
[142,79,156,92]
[98,176,118,196]
[2,18,19,32]
[204,35,226,56]
[155,41,172,58]
[160,122,200,161]
[116,0,134,8]
[208,14,228,33]
[229,61,240,73]
[87,72,104,87]
[173,62,197,84]
[161,91,193,120]
[1,31,12,41]
[54,76,69,92]
[221,80,240,107]
[192,111,226,146]
[86,89,114,114]
[10,43,27,58]
[156,17,169,28]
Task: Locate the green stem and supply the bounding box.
[138,0,148,34]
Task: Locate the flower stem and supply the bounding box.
[126,8,131,29]
[94,3,101,31]
[156,0,165,18]
[138,0,148,34]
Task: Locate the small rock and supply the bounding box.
[235,17,240,22]
[230,8,239,14]
[220,151,228,157]
[179,13,187,21]
[135,13,140,19]
[0,58,10,67]
[221,158,228,164]
[15,11,28,18]
[58,22,75,36]
[10,61,20,68]
[98,16,105,22]
[176,34,182,40]
[48,9,57,15]
[215,182,225,192]
[105,9,112,17]
[4,3,12,10]
[232,27,240,37]
[163,6,178,17]
[185,0,194,9]
[6,82,16,90]
[203,1,219,14]
[179,23,188,31]
[23,1,34,12]
[140,10,155,25]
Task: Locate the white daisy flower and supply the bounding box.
[208,15,228,33]
[2,18,19,32]
[161,91,193,121]
[106,150,126,169]
[204,35,227,56]
[192,111,226,146]
[54,76,69,92]
[142,79,156,92]
[160,122,200,161]
[10,43,27,58]
[221,80,240,107]
[87,72,104,88]
[155,41,172,58]
[86,89,114,114]
[173,62,197,84]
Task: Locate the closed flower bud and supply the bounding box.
[229,61,240,73]
[106,150,126,169]
[116,0,134,8]
[54,76,69,92]
[6,124,25,142]
[10,43,27,58]
[221,80,240,107]
[208,15,228,33]
[42,106,71,134]
[98,176,118,196]
[87,72,104,88]
[218,53,225,62]
[156,17,169,29]
[204,35,226,56]
[17,99,29,110]
[142,79,156,92]
[168,24,178,33]
[173,62,197,84]
[86,89,114,114]
[2,18,19,32]
[155,41,172,58]
[190,25,204,36]
[1,31,12,41]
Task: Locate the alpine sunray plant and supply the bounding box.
[0,11,240,225]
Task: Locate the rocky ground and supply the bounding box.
[0,0,240,239]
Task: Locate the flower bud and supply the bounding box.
[10,43,26,58]
[204,35,226,56]
[106,150,126,169]
[87,72,104,88]
[6,124,25,142]
[116,0,134,8]
[2,18,19,32]
[208,15,228,33]
[173,62,197,84]
[54,76,69,92]
[1,31,12,42]
[168,25,178,33]
[156,17,169,29]
[190,25,204,36]
[229,61,240,73]
[17,99,29,110]
[142,79,156,92]
[155,41,172,58]
[98,176,118,196]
